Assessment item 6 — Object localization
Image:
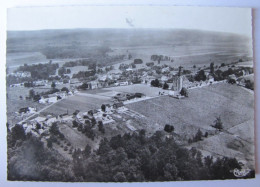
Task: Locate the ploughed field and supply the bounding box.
[126,83,254,168]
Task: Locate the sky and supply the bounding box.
[7,6,252,36]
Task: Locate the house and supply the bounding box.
[161,75,168,82]
[113,102,124,109]
[11,71,31,78]
[119,81,128,86]
[126,68,133,72]
[32,116,46,124]
[162,67,170,73]
[89,81,100,89]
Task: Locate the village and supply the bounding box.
[6,51,255,162]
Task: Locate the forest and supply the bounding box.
[7,124,255,182]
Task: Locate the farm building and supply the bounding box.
[119,81,128,86]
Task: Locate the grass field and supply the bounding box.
[103,84,165,97]
[41,94,112,115]
[125,83,254,168]
[108,44,251,70]
[127,83,253,135]
[6,87,47,125]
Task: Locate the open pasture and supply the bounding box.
[6,87,47,124]
[108,44,251,69]
[126,83,254,168]
[126,83,254,137]
[41,94,112,115]
[103,84,164,97]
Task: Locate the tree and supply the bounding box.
[180,88,188,97]
[98,121,105,134]
[58,67,66,76]
[66,69,71,74]
[10,124,26,147]
[79,83,88,90]
[151,79,160,87]
[61,87,69,93]
[72,120,79,128]
[194,129,203,142]
[228,79,236,84]
[212,116,223,130]
[29,89,35,99]
[210,62,214,74]
[163,82,169,90]
[51,82,56,89]
[245,80,254,90]
[33,94,41,102]
[113,172,127,182]
[49,123,60,135]
[101,104,106,112]
[195,70,206,81]
[164,124,174,133]
[36,123,41,130]
[83,144,91,157]
[47,138,53,148]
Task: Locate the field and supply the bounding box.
[6,87,47,125]
[41,93,112,116]
[103,84,165,97]
[108,44,252,70]
[126,83,254,168]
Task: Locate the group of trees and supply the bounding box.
[16,63,59,80]
[8,126,76,181]
[133,59,143,64]
[58,67,71,76]
[194,70,207,82]
[28,89,41,102]
[151,79,161,87]
[71,130,254,182]
[189,117,224,144]
[72,70,96,79]
[63,59,97,67]
[151,55,171,62]
[188,129,207,144]
[72,118,96,140]
[7,123,254,181]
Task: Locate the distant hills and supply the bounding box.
[6,29,252,60]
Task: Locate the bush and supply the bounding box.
[163,82,169,90]
[194,70,206,81]
[61,87,69,93]
[180,88,188,97]
[72,120,79,128]
[228,79,236,84]
[212,116,223,130]
[164,124,174,133]
[151,79,160,87]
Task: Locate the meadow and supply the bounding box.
[41,94,112,116]
[126,83,254,168]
